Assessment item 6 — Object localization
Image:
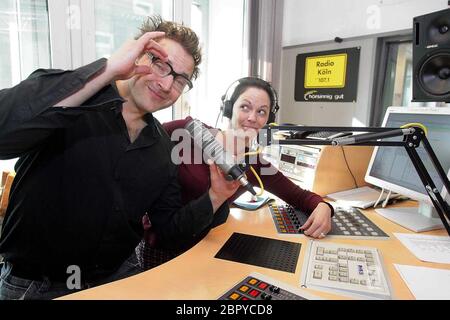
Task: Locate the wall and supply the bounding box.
[280,38,377,126]
[278,0,449,126]
[282,0,447,47]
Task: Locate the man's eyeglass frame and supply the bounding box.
[146,53,193,93]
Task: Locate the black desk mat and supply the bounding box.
[214,232,301,273]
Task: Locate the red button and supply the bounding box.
[258,282,268,290]
[249,289,261,297]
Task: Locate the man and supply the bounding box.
[0,15,239,300]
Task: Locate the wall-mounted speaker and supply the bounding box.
[413,8,450,102]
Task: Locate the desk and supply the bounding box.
[59,201,450,300]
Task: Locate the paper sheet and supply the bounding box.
[395,264,450,300]
[394,233,450,264]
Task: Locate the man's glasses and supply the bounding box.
[146,53,193,93]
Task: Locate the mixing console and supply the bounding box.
[268,201,388,239]
[219,272,321,300]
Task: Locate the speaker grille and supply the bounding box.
[418,52,450,96]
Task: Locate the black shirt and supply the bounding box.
[0,58,219,278]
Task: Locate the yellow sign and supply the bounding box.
[304,54,347,88]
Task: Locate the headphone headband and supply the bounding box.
[220,77,280,124]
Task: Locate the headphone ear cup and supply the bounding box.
[222,100,233,119]
[267,112,275,124]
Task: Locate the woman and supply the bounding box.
[136,77,333,270]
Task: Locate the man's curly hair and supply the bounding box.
[137,15,202,80]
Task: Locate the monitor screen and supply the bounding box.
[365,107,450,203]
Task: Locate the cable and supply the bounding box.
[374,188,385,208]
[340,146,358,189]
[242,148,264,196]
[382,189,392,208]
[249,166,264,196]
[401,122,428,136]
[214,109,222,128]
[243,146,263,157]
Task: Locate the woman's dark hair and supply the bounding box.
[228,77,277,111]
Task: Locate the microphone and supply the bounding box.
[184,119,257,195]
[331,128,415,146]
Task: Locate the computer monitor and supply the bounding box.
[365,106,450,232]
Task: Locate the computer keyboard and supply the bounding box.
[327,186,399,209]
[300,241,392,299]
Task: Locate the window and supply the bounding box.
[0,0,51,89]
[94,0,173,123]
[380,42,413,117]
[0,0,51,174]
[94,0,172,58]
[371,36,422,126]
[188,0,248,128]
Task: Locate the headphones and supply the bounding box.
[220,77,280,124]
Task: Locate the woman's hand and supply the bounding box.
[300,202,332,238]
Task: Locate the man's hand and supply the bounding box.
[300,202,332,238]
[106,31,168,81]
[207,160,240,213]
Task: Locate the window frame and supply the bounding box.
[48,0,97,70]
[10,0,250,121]
[370,33,412,126]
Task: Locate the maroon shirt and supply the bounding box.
[163,117,325,213]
